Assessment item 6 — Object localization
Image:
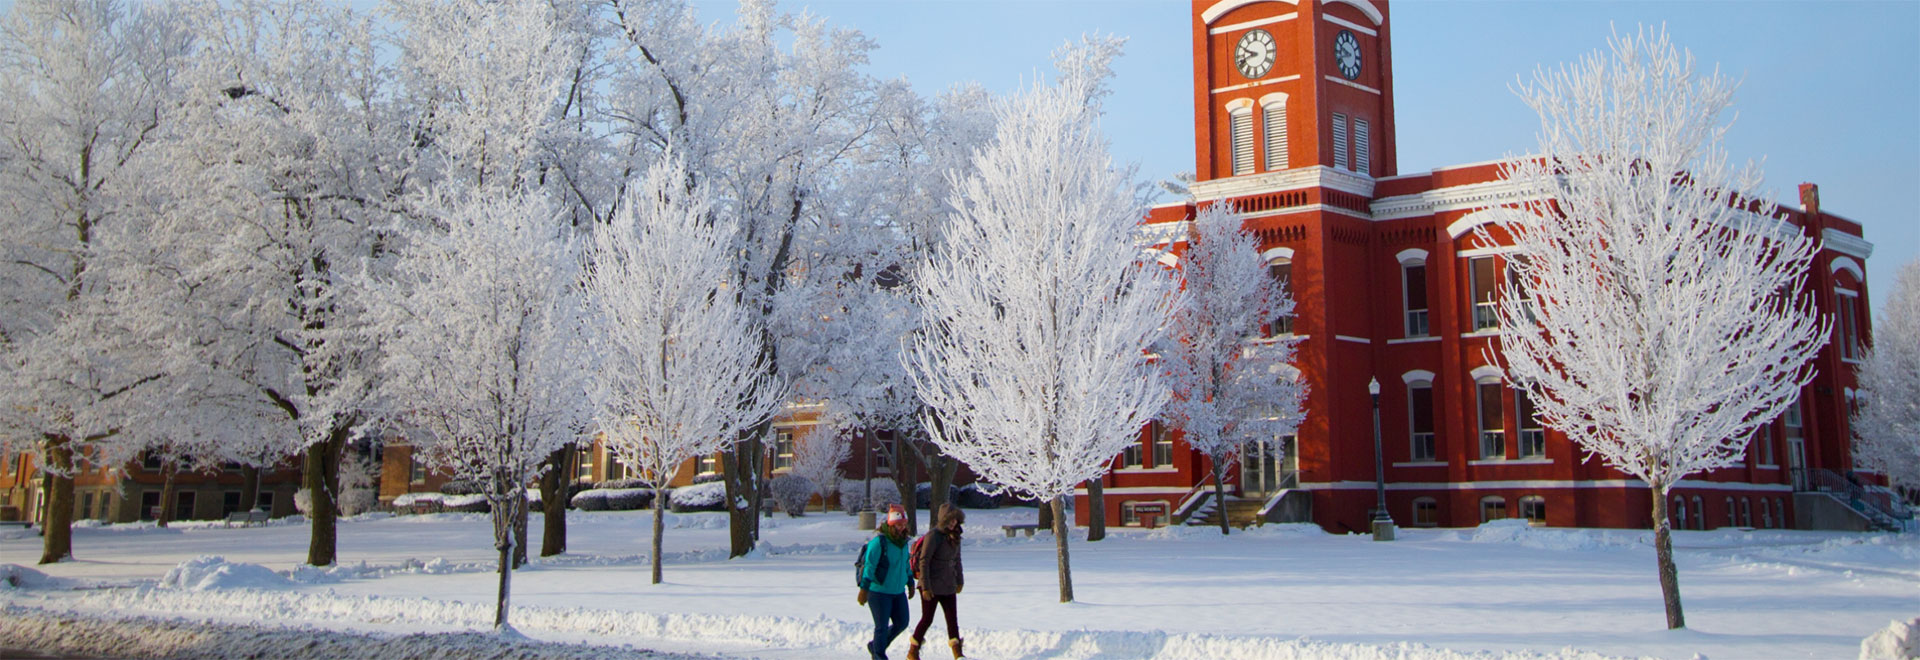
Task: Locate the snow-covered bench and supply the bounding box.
[1001,523,1044,538]
[223,510,269,528]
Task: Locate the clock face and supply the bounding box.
[1334,30,1362,80]
[1235,29,1277,79]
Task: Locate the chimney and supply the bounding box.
[1798,182,1821,217]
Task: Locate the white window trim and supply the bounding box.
[1388,336,1441,345]
[1470,365,1504,382]
[1395,248,1429,265]
[1401,370,1436,384]
[1393,461,1448,468]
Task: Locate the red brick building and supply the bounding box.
[0,449,302,524]
[1078,0,1884,533]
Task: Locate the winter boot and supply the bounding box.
[907,637,922,660]
[949,638,965,658]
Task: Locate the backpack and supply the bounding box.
[908,533,931,580]
[854,539,890,589]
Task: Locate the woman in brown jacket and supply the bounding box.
[908,504,965,659]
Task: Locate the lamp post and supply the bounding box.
[1368,377,1395,541]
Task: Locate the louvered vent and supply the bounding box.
[1263,104,1287,171]
[1332,113,1348,170]
[1231,110,1254,175]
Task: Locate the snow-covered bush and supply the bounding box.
[668,482,728,513]
[570,489,608,511]
[838,478,898,514]
[914,482,956,509]
[438,480,482,496]
[770,474,815,517]
[956,483,1001,509]
[293,488,313,516]
[601,488,654,511]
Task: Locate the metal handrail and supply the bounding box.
[1173,472,1220,522]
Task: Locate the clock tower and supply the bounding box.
[1190,0,1396,182]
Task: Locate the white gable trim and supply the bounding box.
[1322,0,1384,26]
[1201,0,1298,25]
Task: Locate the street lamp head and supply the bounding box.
[1367,377,1380,397]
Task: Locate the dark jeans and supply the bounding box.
[912,593,959,641]
[866,590,910,658]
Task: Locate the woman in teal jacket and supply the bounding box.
[857,505,913,659]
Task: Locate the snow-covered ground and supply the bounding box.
[2,508,1915,659]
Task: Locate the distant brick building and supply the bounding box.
[0,449,302,524]
[1078,0,1883,533]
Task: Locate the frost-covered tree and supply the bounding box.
[608,0,879,556]
[905,79,1184,604]
[361,189,591,631]
[584,157,786,585]
[1493,28,1827,629]
[147,0,406,567]
[1164,204,1308,535]
[789,424,850,511]
[1853,260,1920,493]
[0,0,189,564]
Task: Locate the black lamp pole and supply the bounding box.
[1369,377,1394,541]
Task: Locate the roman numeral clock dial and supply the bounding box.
[1235,29,1276,79]
[1334,29,1362,80]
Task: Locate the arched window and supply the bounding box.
[1475,374,1505,460]
[1412,497,1438,527]
[1519,495,1546,525]
[1406,377,1436,461]
[1671,495,1686,530]
[1397,249,1429,337]
[1479,496,1507,523]
[1265,253,1294,336]
[1261,94,1288,171]
[1740,497,1752,527]
[1690,496,1704,531]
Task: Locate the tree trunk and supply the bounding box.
[38,436,74,564]
[1037,496,1053,529]
[1650,484,1686,629]
[895,448,918,535]
[1050,496,1073,603]
[650,486,666,584]
[1086,479,1106,542]
[156,460,177,529]
[927,452,958,516]
[239,464,261,514]
[512,496,529,569]
[538,444,570,557]
[494,501,515,630]
[1214,461,1231,536]
[722,443,756,558]
[304,427,348,567]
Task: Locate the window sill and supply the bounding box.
[1116,466,1180,474]
[1393,461,1447,468]
[1467,458,1553,466]
[1387,336,1441,344]
[1460,330,1500,339]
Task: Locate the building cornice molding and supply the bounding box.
[1191,165,1377,203]
[1821,229,1874,261]
[1371,178,1537,221]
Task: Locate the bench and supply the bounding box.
[1001,523,1044,538]
[0,521,29,530]
[223,510,270,528]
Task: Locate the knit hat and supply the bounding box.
[885,505,906,525]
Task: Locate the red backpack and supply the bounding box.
[908,532,931,579]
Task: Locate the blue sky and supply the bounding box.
[696,0,1918,317]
